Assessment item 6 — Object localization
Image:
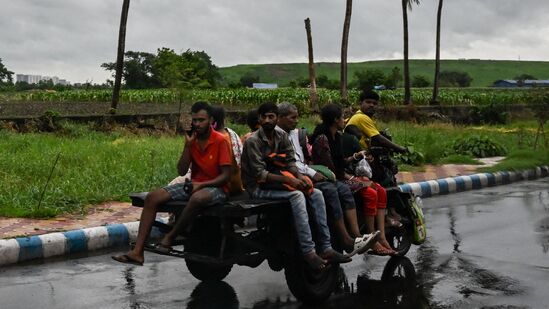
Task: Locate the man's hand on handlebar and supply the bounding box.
[395,145,408,154]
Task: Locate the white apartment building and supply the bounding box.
[16,74,69,85]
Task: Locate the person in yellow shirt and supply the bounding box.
[345,90,407,153]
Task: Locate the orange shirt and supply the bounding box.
[190,129,232,192]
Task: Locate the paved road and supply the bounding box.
[1,178,548,309]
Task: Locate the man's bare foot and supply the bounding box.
[303,252,328,271]
[379,238,394,251]
[321,249,352,263]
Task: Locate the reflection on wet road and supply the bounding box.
[179,256,427,309]
[1,178,548,308]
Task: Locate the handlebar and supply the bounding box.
[367,146,393,157]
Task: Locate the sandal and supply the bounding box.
[146,243,173,255]
[368,243,396,256]
[345,231,381,257]
[111,254,143,266]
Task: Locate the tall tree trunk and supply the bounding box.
[402,0,411,105]
[304,18,319,112]
[111,0,130,114]
[340,0,353,105]
[431,0,443,105]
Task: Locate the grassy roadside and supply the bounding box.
[0,126,182,218]
[1,120,547,218]
[379,120,547,169]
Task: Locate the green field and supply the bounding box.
[3,88,548,114]
[219,59,549,88]
[1,119,547,218]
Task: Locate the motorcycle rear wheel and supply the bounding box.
[385,226,412,256]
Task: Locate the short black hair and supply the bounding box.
[246,108,259,131]
[320,103,343,126]
[359,90,380,102]
[191,101,213,116]
[257,102,278,116]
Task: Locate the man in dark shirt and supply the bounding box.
[276,102,379,257]
[241,102,351,270]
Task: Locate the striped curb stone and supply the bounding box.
[1,166,547,266]
[0,220,166,266]
[398,166,549,198]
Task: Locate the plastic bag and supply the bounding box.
[354,158,372,178]
[409,196,427,245]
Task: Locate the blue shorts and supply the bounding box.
[163,183,227,206]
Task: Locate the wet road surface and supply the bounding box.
[1,178,548,308]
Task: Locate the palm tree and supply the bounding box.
[340,0,353,105]
[111,0,131,114]
[402,0,420,105]
[431,0,443,105]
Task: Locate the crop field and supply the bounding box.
[2,88,548,113]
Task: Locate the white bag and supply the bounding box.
[355,158,372,178]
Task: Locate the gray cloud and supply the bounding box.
[1,0,548,84]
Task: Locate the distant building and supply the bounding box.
[252,83,278,89]
[492,79,549,88]
[492,80,518,88]
[15,74,70,85]
[524,79,549,87]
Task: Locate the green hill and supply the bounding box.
[219,59,549,88]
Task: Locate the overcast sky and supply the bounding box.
[2,0,549,84]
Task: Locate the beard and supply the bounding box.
[261,122,276,131]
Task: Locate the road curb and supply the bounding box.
[398,166,549,198]
[1,166,548,266]
[0,220,166,266]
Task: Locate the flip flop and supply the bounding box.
[111,254,143,266]
[367,249,391,256]
[367,243,396,256]
[345,231,381,257]
[146,243,173,255]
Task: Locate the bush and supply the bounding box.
[452,135,507,157]
[352,68,385,90]
[412,75,430,87]
[439,70,472,87]
[396,145,425,166]
[469,102,508,125]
